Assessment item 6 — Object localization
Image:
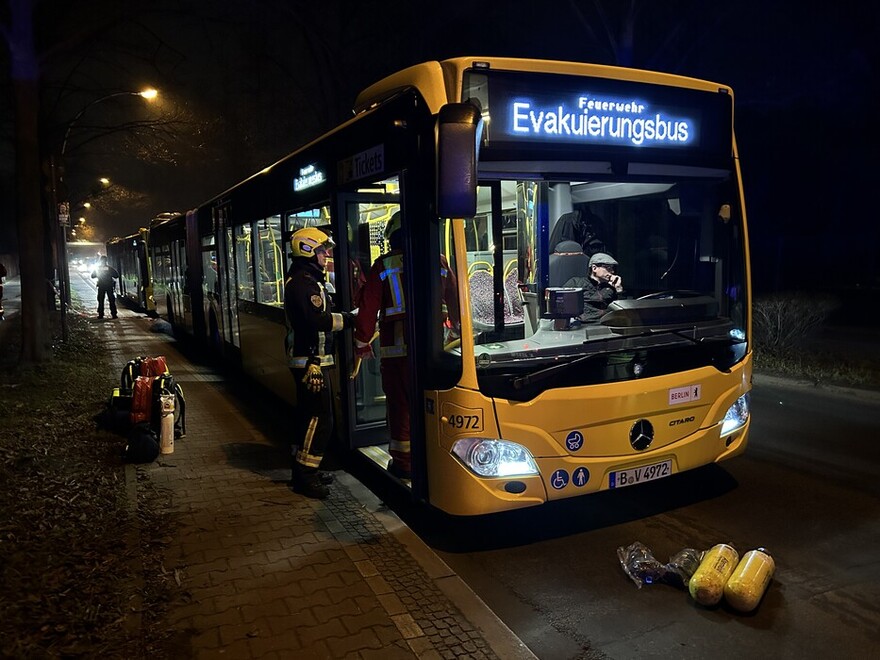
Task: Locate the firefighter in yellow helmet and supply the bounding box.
[284,227,354,498]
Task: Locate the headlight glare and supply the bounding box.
[451,438,539,478]
[721,393,750,435]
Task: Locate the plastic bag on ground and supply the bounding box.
[617,541,704,589]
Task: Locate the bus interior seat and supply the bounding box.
[503,267,524,325]
[468,267,495,328]
[549,240,589,287]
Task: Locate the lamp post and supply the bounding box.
[54,88,157,339]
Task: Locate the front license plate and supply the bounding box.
[609,459,673,489]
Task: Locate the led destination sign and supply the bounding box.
[294,164,325,191]
[510,94,693,147]
[467,69,732,158]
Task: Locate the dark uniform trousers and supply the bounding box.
[290,365,335,473]
[97,286,117,317]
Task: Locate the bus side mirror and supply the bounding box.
[436,102,483,219]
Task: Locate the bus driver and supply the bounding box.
[565,252,624,323]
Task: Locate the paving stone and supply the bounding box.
[311,597,366,624]
[297,618,348,648]
[325,627,383,657]
[359,642,416,659]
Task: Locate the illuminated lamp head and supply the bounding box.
[291,227,335,260]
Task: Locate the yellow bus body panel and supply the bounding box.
[426,355,751,516]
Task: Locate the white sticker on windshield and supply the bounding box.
[669,384,702,406]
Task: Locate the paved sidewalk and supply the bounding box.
[70,271,535,659]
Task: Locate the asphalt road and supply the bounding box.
[421,379,880,660]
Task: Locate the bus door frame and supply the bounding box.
[335,193,401,451]
[212,202,242,353]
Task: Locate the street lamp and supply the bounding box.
[53,87,158,338]
[60,88,159,158]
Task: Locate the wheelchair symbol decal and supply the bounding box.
[550,469,569,490]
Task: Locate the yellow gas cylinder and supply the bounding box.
[724,548,775,612]
[688,543,739,606]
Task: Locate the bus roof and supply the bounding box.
[354,57,732,115]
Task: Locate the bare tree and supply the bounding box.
[3,0,49,363]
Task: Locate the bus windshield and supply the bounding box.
[465,176,748,400]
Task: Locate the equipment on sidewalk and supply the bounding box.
[126,364,186,439]
[99,355,187,462]
[159,392,175,454]
[120,355,168,393]
[102,387,133,434]
[122,422,160,463]
[130,375,156,426]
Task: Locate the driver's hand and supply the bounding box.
[610,275,623,292]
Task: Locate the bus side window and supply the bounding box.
[257,215,283,305]
[235,224,255,302]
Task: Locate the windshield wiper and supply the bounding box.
[512,345,627,390]
[510,327,743,390]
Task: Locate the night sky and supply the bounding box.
[1,0,877,296]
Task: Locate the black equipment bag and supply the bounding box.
[122,423,160,463]
[107,386,132,434]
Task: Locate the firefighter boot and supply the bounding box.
[291,465,329,500]
[387,458,411,481]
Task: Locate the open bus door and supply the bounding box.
[333,103,481,494]
[336,194,400,458]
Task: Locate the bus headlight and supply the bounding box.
[721,393,750,436]
[451,438,539,478]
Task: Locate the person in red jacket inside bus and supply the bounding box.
[353,211,459,480]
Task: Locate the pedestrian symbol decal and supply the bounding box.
[550,469,569,490]
[566,430,584,452]
[572,467,590,487]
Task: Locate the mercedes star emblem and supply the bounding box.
[629,419,654,451]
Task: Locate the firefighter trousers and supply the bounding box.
[290,366,335,474]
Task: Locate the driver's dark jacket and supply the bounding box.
[564,275,618,323]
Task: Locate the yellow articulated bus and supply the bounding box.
[149,57,752,516]
[106,226,157,316]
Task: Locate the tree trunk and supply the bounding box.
[9,0,50,363]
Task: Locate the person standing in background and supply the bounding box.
[90,256,119,319]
